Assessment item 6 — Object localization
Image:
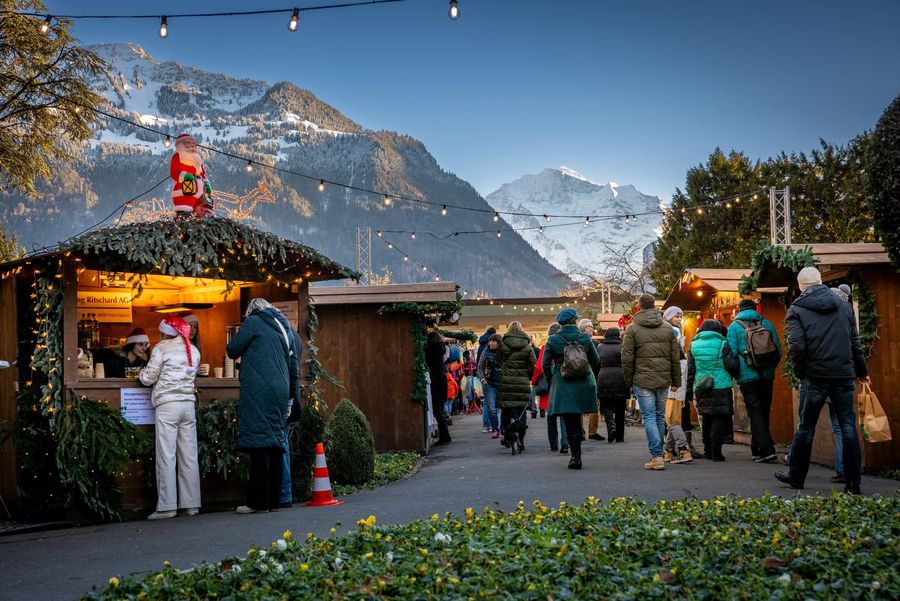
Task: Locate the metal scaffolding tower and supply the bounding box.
[600,281,612,314]
[356,227,372,286]
[769,187,792,245]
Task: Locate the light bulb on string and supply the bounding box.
[696,207,704,215]
[410,232,416,240]
[734,196,741,204]
[496,230,501,237]
[376,230,382,237]
[289,8,299,31]
[40,15,51,34]
[583,216,590,228]
[753,193,759,201]
[422,265,427,271]
[544,214,551,222]
[164,135,171,148]
[318,179,325,192]
[440,205,448,216]
[449,0,459,20]
[539,226,544,233]
[245,160,253,173]
[434,275,440,281]
[383,195,392,206]
[159,16,168,38]
[403,256,408,262]
[680,207,686,214]
[725,202,732,209]
[387,242,393,249]
[492,211,499,223]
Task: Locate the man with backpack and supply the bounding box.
[622,294,682,471]
[727,299,782,463]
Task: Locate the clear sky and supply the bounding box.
[43,0,900,201]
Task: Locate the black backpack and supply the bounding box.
[736,319,779,369]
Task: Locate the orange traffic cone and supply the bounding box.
[305,442,343,507]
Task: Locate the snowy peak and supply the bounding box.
[486,168,662,284]
[240,82,362,134]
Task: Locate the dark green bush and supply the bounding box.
[324,398,375,485]
[868,93,900,269]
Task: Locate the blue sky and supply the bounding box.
[45,0,900,200]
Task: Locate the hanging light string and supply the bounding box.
[63,97,766,223]
[376,234,442,282]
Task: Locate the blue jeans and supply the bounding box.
[482,383,500,431]
[634,386,668,458]
[547,413,568,448]
[789,378,860,487]
[829,403,845,476]
[280,428,292,504]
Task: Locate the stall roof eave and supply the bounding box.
[310,282,458,305]
[755,243,892,288]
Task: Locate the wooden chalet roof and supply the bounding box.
[663,268,750,311]
[309,282,458,305]
[756,243,891,288]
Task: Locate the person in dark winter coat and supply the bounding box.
[226,298,299,513]
[477,334,504,437]
[726,298,782,463]
[597,327,628,443]
[775,267,869,494]
[497,321,536,449]
[425,331,452,446]
[543,308,600,470]
[622,294,682,471]
[686,319,739,461]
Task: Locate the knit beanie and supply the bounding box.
[797,266,822,292]
[662,306,683,322]
[604,327,621,339]
[738,299,757,313]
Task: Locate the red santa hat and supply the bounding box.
[177,311,199,325]
[125,327,150,345]
[175,133,197,146]
[159,317,193,366]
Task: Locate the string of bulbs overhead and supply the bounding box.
[64,98,766,226]
[375,233,443,282]
[11,0,462,37]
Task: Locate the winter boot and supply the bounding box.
[567,434,582,470]
[671,448,693,464]
[663,449,676,462]
[644,456,666,470]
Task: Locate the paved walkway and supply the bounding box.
[2,413,897,600]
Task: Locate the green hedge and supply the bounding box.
[324,399,375,485]
[87,494,899,599]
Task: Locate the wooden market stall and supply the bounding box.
[0,218,356,514]
[751,243,900,471]
[310,282,459,452]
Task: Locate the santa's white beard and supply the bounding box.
[178,149,203,170]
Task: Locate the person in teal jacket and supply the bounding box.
[726,299,782,463]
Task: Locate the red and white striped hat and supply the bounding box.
[125,327,150,345]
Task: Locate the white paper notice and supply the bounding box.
[120,388,155,425]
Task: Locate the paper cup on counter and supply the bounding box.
[198,363,210,376]
[94,363,105,379]
[214,367,223,378]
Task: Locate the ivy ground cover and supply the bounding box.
[88,494,898,600]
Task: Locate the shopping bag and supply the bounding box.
[665,398,682,426]
[859,383,892,443]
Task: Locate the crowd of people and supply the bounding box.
[429,267,870,493]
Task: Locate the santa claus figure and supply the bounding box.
[170,133,214,217]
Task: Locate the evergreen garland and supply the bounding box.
[196,398,247,480]
[737,241,818,295]
[436,328,477,343]
[867,93,900,270]
[410,319,429,405]
[846,272,880,359]
[32,270,65,418]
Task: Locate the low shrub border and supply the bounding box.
[331,451,420,497]
[87,493,898,599]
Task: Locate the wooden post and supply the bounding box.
[0,275,18,504]
[297,281,310,381]
[62,257,79,393]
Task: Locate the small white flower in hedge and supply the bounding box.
[386,552,393,564]
[778,574,791,585]
[232,565,242,574]
[872,582,881,590]
[275,539,288,551]
[434,532,452,544]
[258,550,267,559]
[660,528,670,536]
[335,556,344,569]
[274,563,284,574]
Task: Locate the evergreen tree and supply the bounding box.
[0,1,105,196]
[868,94,900,269]
[0,222,23,262]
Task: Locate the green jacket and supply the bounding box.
[726,309,782,384]
[621,309,681,390]
[542,325,600,415]
[497,331,536,409]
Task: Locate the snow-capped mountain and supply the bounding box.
[1,44,569,297]
[485,167,662,281]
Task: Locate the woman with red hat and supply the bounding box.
[140,316,202,520]
[103,327,151,378]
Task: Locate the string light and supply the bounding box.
[159,15,168,38]
[539,226,544,233]
[403,255,408,261]
[318,179,325,192]
[440,205,448,216]
[40,15,51,33]
[387,242,393,249]
[288,7,299,31]
[410,232,416,240]
[245,160,253,173]
[448,0,459,20]
[492,211,499,223]
[496,230,501,237]
[696,207,704,215]
[164,135,171,148]
[383,195,392,206]
[376,230,382,237]
[725,202,732,209]
[583,216,590,228]
[544,214,551,222]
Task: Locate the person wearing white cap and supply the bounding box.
[775,266,870,495]
[661,306,692,464]
[140,317,202,519]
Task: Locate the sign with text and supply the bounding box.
[120,387,155,425]
[272,300,299,330]
[77,290,133,323]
